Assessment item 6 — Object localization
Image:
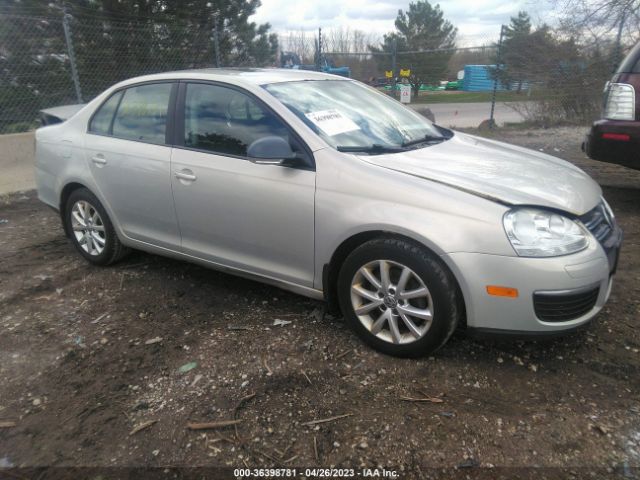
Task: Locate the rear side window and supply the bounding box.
[89,91,122,135]
[112,83,173,145]
[183,83,290,157]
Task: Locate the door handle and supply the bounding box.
[91,155,107,166]
[174,170,197,182]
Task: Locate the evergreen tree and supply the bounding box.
[0,0,279,122]
[495,11,533,91]
[370,1,457,95]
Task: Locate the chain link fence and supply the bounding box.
[0,10,269,133]
[324,43,617,126]
[321,45,497,88]
[0,10,625,134]
[1,13,74,133]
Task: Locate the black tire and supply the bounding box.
[337,238,461,358]
[64,188,130,266]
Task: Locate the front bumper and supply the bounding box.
[441,224,622,335]
[584,119,640,170]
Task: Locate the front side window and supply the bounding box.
[112,83,173,144]
[89,91,122,135]
[183,83,292,157]
[264,80,448,151]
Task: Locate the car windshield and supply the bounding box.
[264,80,448,151]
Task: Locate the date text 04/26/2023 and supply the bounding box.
[233,468,399,478]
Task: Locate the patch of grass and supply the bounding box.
[455,120,591,141]
[500,119,589,129]
[410,90,527,104]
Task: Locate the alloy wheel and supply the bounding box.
[70,200,106,256]
[350,259,434,345]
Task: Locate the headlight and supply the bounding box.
[503,208,589,257]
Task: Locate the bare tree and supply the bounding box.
[555,0,640,51]
[278,27,382,81]
[279,30,314,63]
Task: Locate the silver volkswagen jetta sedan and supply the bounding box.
[35,69,622,357]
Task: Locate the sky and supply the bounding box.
[250,0,559,45]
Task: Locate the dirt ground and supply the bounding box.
[1,126,640,479]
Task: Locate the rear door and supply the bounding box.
[170,81,316,287]
[84,82,181,249]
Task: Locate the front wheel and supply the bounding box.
[337,238,461,357]
[64,188,129,265]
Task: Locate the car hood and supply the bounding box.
[360,132,601,215]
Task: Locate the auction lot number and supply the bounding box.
[234,467,399,478]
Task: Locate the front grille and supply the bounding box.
[580,203,613,242]
[579,201,621,273]
[534,286,600,322]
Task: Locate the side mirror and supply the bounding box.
[247,136,297,165]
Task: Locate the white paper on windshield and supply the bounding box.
[305,109,360,136]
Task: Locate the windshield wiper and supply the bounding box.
[337,144,407,154]
[401,134,445,148]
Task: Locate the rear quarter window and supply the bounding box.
[89,91,122,134]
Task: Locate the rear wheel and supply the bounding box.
[337,238,461,357]
[64,188,129,265]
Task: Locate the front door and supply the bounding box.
[170,82,316,287]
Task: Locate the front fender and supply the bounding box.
[313,149,514,289]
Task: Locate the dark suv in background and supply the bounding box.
[584,42,640,170]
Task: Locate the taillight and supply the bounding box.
[602,133,630,141]
[604,83,636,120]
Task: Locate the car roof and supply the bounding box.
[616,41,640,74]
[115,68,349,88]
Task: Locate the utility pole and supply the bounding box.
[316,28,322,71]
[62,4,83,103]
[489,24,506,130]
[391,37,397,98]
[212,13,221,68]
